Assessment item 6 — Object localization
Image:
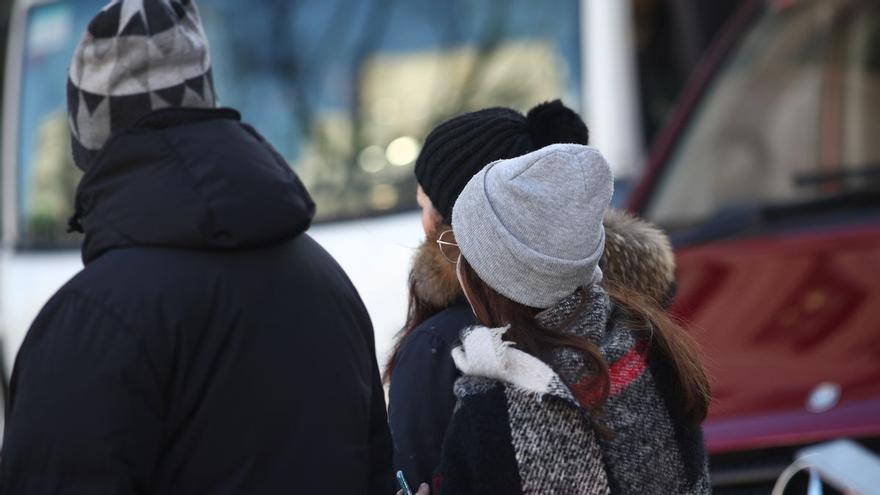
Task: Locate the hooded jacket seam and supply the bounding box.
[53,288,166,406]
[80,204,141,264]
[154,127,221,237]
[78,119,314,261]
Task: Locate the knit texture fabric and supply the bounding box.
[435,286,710,494]
[452,144,614,308]
[388,210,679,488]
[414,100,589,223]
[67,0,216,170]
[441,327,610,495]
[538,286,712,494]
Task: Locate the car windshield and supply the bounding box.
[16,0,582,246]
[645,0,880,232]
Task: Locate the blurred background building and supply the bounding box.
[0,0,743,386]
[1,0,739,244]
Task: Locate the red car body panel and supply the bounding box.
[706,396,880,454]
[674,224,880,453]
[629,0,880,455]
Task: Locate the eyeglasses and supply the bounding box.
[436,230,460,264]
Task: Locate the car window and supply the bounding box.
[645,0,880,232]
[15,0,583,247]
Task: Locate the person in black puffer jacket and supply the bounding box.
[0,2,392,493]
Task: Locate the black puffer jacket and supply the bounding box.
[389,301,474,485]
[387,229,476,486]
[0,108,393,495]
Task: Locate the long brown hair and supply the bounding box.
[384,271,449,382]
[458,256,711,425]
[384,226,460,382]
[458,257,611,411]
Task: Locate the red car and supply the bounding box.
[629,0,880,492]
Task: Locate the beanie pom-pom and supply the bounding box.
[525,100,589,148]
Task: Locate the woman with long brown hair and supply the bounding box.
[386,100,592,487]
[423,143,711,494]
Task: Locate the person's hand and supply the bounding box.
[396,482,430,495]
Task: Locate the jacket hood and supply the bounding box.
[410,209,676,308]
[410,224,463,308]
[73,108,315,264]
[600,209,676,305]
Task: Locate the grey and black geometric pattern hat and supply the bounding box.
[67,0,217,170]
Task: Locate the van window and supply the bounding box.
[645,0,880,232]
[15,0,583,246]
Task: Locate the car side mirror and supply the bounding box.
[772,440,880,495]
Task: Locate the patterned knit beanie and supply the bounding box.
[67,0,216,170]
[415,100,589,223]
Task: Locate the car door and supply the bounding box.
[634,0,880,453]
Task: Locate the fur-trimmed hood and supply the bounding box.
[601,209,676,305]
[409,209,676,308]
[410,225,463,309]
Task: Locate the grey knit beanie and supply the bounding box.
[67,0,216,170]
[452,144,614,309]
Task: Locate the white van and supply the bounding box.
[0,0,641,405]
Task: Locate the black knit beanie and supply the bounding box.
[414,99,589,222]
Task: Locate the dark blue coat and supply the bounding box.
[388,301,475,487]
[0,109,393,494]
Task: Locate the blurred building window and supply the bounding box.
[15,0,582,247]
[646,0,880,231]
